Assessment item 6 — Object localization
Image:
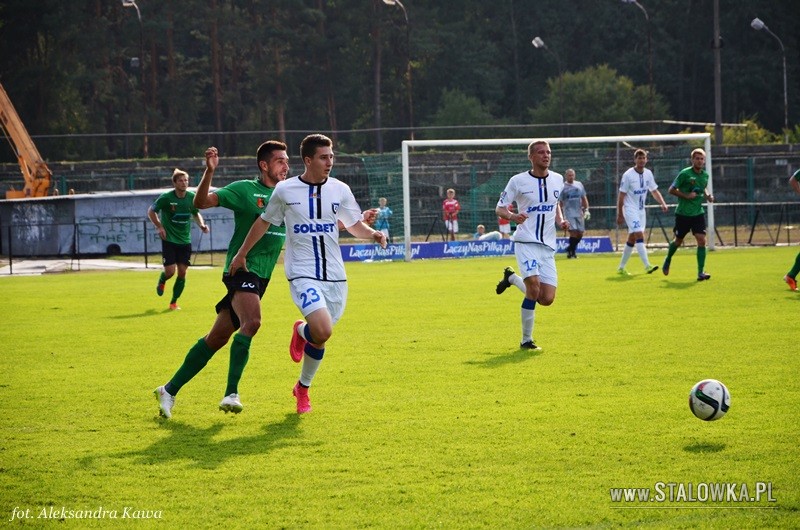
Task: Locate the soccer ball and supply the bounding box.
[689,379,730,421]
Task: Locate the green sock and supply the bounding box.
[225,333,252,396]
[171,277,186,303]
[789,252,800,278]
[697,247,706,274]
[169,338,217,392]
[665,241,679,262]
[158,272,167,284]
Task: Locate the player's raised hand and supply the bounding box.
[205,147,219,171]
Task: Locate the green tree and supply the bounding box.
[421,88,505,140]
[528,65,671,137]
[699,117,780,145]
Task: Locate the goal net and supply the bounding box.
[360,133,713,261]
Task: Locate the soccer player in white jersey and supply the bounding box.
[229,134,386,413]
[616,149,668,275]
[494,140,569,351]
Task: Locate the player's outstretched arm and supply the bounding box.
[496,205,527,224]
[229,217,272,274]
[338,209,379,230]
[193,147,220,209]
[651,190,669,212]
[347,221,387,248]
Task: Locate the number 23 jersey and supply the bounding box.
[261,176,363,282]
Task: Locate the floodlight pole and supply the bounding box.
[712,0,723,145]
[383,0,414,141]
[751,17,789,144]
[122,0,148,158]
[620,0,654,133]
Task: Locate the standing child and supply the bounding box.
[442,188,460,241]
[376,197,393,241]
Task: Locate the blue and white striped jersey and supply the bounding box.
[261,175,363,282]
[497,170,564,251]
[619,167,658,211]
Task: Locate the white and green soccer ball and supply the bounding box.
[689,379,730,421]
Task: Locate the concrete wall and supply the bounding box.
[0,190,233,256]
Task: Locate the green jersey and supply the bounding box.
[215,178,285,278]
[671,166,709,217]
[152,190,198,245]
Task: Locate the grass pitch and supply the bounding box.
[1,246,798,528]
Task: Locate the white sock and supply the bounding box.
[510,274,526,293]
[300,354,322,387]
[296,322,310,342]
[619,244,634,269]
[521,306,535,343]
[635,241,651,268]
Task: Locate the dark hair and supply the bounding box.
[300,134,333,161]
[634,149,648,158]
[256,140,288,171]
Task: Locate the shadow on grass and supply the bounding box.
[683,442,726,453]
[660,280,701,290]
[464,348,541,368]
[606,274,635,282]
[108,413,302,469]
[107,308,165,319]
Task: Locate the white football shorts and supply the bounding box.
[514,242,558,287]
[289,278,348,324]
[623,208,647,234]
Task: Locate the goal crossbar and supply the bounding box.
[399,133,713,260]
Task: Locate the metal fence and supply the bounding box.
[2,202,798,274]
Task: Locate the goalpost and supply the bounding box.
[399,133,713,261]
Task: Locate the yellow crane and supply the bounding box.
[0,82,52,199]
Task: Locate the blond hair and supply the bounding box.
[172,168,189,183]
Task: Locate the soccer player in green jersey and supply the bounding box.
[662,148,715,281]
[154,142,289,418]
[783,169,800,291]
[147,168,209,310]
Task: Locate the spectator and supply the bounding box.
[474,224,502,241]
[375,197,393,241]
[442,188,460,241]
